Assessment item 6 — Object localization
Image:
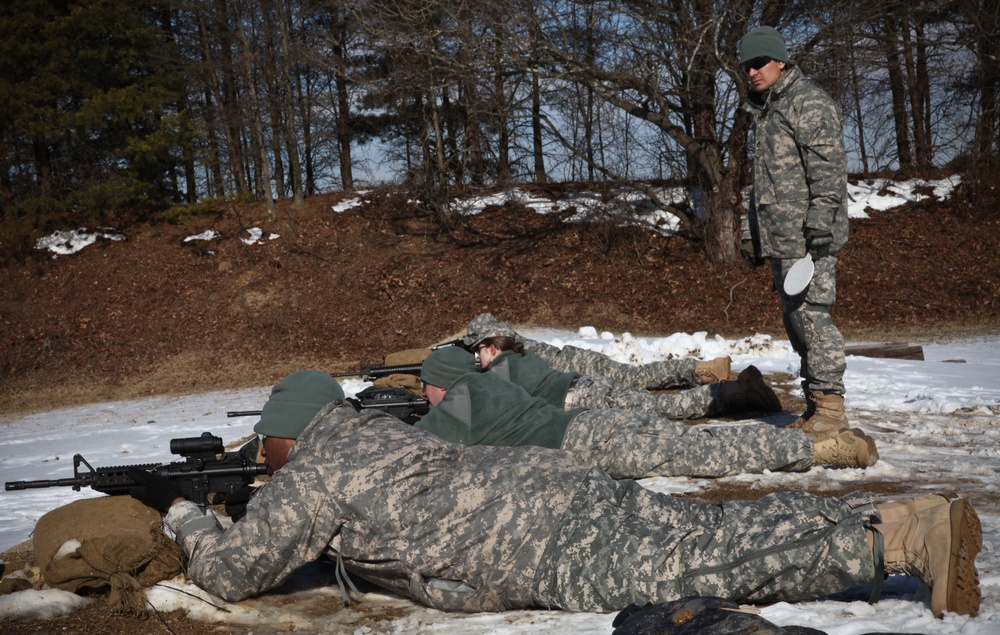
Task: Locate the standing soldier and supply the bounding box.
[738,26,851,439]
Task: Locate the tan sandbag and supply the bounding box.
[33,496,185,613]
[373,373,423,395]
[382,347,431,365]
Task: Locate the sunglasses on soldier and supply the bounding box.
[741,56,772,73]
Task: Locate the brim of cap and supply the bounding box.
[253,401,326,439]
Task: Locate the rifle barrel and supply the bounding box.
[5,477,81,491]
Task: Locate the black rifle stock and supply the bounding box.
[227,386,430,425]
[4,432,267,509]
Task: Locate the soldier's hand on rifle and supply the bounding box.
[221,484,259,522]
[127,468,185,514]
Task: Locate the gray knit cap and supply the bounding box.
[254,370,344,439]
[740,26,789,64]
[421,346,478,389]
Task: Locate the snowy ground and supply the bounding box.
[1,329,998,634]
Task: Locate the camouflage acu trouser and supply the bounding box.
[526,341,700,390]
[559,409,813,479]
[533,474,878,612]
[772,255,847,394]
[564,375,721,420]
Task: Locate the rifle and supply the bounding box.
[328,361,424,381]
[347,385,429,424]
[227,386,430,425]
[327,342,473,381]
[4,432,267,509]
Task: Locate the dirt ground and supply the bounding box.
[2,179,997,415]
[1,177,998,633]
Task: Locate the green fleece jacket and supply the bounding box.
[416,371,579,449]
[488,350,579,409]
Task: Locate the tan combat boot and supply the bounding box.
[695,357,732,384]
[789,391,849,439]
[877,494,951,523]
[811,428,879,468]
[719,365,782,413]
[874,498,982,617]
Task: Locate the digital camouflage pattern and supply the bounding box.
[741,65,849,396]
[534,476,877,612]
[417,368,810,480]
[166,403,877,613]
[742,65,848,260]
[168,402,587,609]
[559,409,813,479]
[464,313,700,390]
[772,255,846,394]
[564,374,721,420]
[488,349,719,419]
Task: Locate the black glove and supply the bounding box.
[221,485,259,522]
[128,468,185,514]
[804,227,833,258]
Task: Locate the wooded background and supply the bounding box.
[1,0,997,263]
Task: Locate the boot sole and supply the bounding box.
[934,499,982,617]
[739,366,783,412]
[856,428,879,467]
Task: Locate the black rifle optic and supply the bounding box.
[228,386,430,425]
[4,432,267,509]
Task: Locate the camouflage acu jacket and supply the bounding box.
[165,402,592,611]
[742,65,849,259]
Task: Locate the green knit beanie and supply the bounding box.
[421,346,478,389]
[740,26,789,64]
[253,370,344,439]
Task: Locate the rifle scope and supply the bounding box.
[170,432,224,457]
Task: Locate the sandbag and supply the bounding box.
[374,347,432,395]
[373,372,423,395]
[33,496,185,613]
[382,347,432,365]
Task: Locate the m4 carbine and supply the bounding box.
[4,432,267,509]
[228,386,430,425]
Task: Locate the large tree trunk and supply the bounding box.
[210,0,249,197]
[332,6,353,190]
[881,17,914,169]
[234,0,275,218]
[277,2,304,207]
[531,73,547,184]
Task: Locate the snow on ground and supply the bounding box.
[9,175,998,631]
[32,176,962,257]
[1,330,998,634]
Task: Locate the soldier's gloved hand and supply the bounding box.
[128,468,185,514]
[804,227,833,258]
[221,485,259,522]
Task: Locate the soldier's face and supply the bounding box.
[260,436,296,475]
[477,343,499,369]
[423,382,448,407]
[744,57,786,93]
